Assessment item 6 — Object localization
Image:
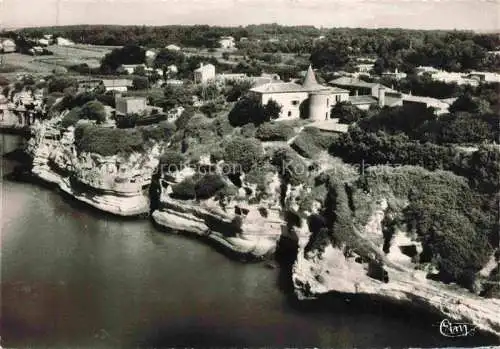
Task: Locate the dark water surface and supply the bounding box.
[1,134,497,348]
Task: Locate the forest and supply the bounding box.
[8,24,500,73]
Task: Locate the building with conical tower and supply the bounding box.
[249,65,349,121]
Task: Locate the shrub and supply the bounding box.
[271,147,308,186]
[61,107,81,128]
[194,174,227,199]
[255,122,294,141]
[79,100,107,124]
[74,124,146,156]
[223,136,264,173]
[240,123,256,138]
[175,106,194,130]
[159,150,185,173]
[171,177,196,200]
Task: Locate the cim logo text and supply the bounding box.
[439,319,477,337]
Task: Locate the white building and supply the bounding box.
[402,94,456,115]
[355,63,374,73]
[115,96,147,115]
[0,39,16,53]
[121,64,146,75]
[194,63,216,84]
[219,36,236,49]
[249,65,349,121]
[382,68,407,80]
[165,44,181,51]
[56,37,74,46]
[101,79,133,93]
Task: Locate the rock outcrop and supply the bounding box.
[151,170,291,259]
[26,120,163,216]
[293,187,500,338]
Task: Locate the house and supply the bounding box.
[120,64,146,75]
[167,64,178,75]
[0,39,16,53]
[145,50,157,59]
[466,71,500,83]
[115,96,147,115]
[78,79,103,92]
[194,63,216,84]
[355,63,374,73]
[101,79,133,93]
[28,46,44,55]
[329,77,403,109]
[402,94,456,115]
[415,66,439,76]
[37,38,50,46]
[381,68,407,80]
[165,44,181,51]
[249,65,349,121]
[219,36,236,49]
[216,73,248,83]
[429,71,479,86]
[56,37,74,46]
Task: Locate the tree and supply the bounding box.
[228,94,266,126]
[79,100,107,124]
[48,76,78,93]
[264,99,282,120]
[331,101,366,123]
[224,79,253,102]
[133,65,147,76]
[101,44,146,73]
[223,136,264,173]
[132,76,149,90]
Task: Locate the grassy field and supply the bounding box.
[0,44,115,79]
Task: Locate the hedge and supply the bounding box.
[255,122,294,141]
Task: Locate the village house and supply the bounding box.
[165,44,181,51]
[429,71,479,86]
[381,68,407,80]
[101,79,133,93]
[415,66,440,76]
[329,77,403,110]
[115,96,148,115]
[219,36,236,49]
[216,73,248,84]
[249,65,349,121]
[0,39,16,53]
[355,63,374,73]
[402,94,456,115]
[56,37,74,46]
[466,71,500,83]
[78,79,103,93]
[194,63,216,84]
[120,64,146,75]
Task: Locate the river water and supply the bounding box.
[1,134,496,348]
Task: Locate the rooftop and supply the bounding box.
[329,76,379,89]
[302,65,327,91]
[349,95,378,105]
[102,79,133,88]
[250,82,306,93]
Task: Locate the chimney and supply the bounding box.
[200,62,204,68]
[378,86,386,107]
[395,67,398,74]
[355,90,359,97]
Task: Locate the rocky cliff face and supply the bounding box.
[27,120,164,216]
[292,180,500,338]
[151,163,310,259]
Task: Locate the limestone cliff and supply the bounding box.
[292,166,500,337]
[151,167,296,259]
[26,119,165,216]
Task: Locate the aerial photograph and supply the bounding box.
[0,0,499,347]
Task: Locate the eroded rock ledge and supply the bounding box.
[26,121,162,216]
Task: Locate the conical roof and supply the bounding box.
[302,65,327,91]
